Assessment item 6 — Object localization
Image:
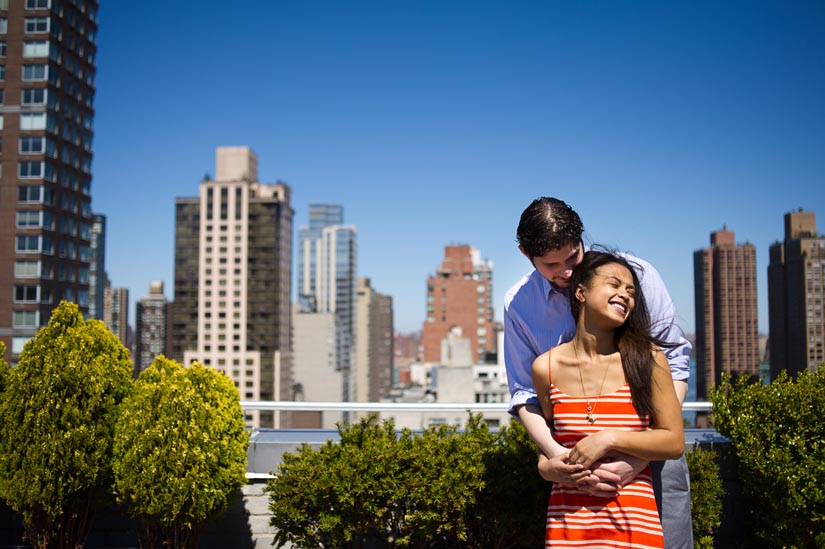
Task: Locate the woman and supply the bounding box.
[531,250,685,548]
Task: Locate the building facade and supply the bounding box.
[134,280,170,376]
[693,226,760,399]
[355,277,394,405]
[103,284,129,349]
[291,306,342,429]
[421,245,495,364]
[296,203,357,402]
[0,0,98,363]
[297,203,342,312]
[87,212,105,319]
[768,209,825,378]
[172,146,294,428]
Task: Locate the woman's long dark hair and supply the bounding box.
[569,249,675,418]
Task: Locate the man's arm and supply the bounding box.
[504,295,587,485]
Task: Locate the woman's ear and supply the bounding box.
[575,284,586,303]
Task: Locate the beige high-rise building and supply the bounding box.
[355,277,394,405]
[291,306,342,429]
[422,245,495,363]
[768,209,825,378]
[693,226,759,399]
[172,147,294,428]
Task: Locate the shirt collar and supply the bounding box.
[535,270,568,301]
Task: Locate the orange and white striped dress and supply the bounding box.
[546,384,664,549]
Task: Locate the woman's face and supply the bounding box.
[577,262,636,325]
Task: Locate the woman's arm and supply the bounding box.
[567,349,685,469]
[531,352,589,484]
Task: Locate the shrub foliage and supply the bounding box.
[267,415,550,548]
[112,356,249,549]
[711,369,825,548]
[0,302,133,549]
[685,445,723,549]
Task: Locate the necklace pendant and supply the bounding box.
[586,412,596,424]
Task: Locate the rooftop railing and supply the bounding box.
[240,400,713,413]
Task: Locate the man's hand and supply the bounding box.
[592,453,649,486]
[537,453,588,486]
[576,453,649,497]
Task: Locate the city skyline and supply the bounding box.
[91,1,825,335]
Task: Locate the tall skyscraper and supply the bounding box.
[297,203,343,312]
[355,277,394,404]
[296,204,357,401]
[87,213,105,319]
[0,0,98,363]
[693,226,759,399]
[422,244,495,364]
[768,209,825,378]
[134,280,170,376]
[172,146,294,428]
[103,284,129,349]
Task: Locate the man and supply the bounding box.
[504,197,693,549]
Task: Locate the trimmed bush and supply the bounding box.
[267,415,551,548]
[711,369,825,548]
[112,356,249,549]
[686,446,723,549]
[0,302,133,549]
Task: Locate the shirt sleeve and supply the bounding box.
[504,296,541,414]
[635,258,692,381]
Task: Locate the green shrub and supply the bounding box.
[0,341,10,393]
[686,446,723,549]
[0,302,133,549]
[465,418,551,548]
[112,356,249,549]
[711,368,825,548]
[267,415,551,548]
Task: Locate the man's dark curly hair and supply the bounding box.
[516,197,584,258]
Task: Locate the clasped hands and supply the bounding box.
[537,439,648,498]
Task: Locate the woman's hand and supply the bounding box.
[567,430,617,469]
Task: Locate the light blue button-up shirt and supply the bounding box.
[503,253,691,414]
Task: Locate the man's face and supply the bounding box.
[523,241,584,289]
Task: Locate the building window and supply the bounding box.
[12,337,30,354]
[18,185,50,204]
[16,210,52,228]
[0,66,4,82]
[24,17,49,34]
[16,235,37,252]
[0,18,7,34]
[14,285,39,302]
[14,260,40,278]
[25,0,50,9]
[19,161,44,178]
[0,41,6,57]
[21,88,46,105]
[23,40,49,57]
[20,112,46,130]
[13,311,39,329]
[19,136,45,154]
[22,64,47,81]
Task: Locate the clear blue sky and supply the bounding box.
[92,1,825,335]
